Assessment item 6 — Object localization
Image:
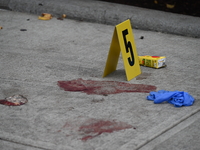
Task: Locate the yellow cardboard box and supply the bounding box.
[139,56,166,68]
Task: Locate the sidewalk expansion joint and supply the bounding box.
[135,108,200,150]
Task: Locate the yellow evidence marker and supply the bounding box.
[103,19,141,81]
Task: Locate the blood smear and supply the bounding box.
[58,78,156,95]
[79,119,133,141]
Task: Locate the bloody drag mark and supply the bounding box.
[58,78,156,95]
[79,119,133,141]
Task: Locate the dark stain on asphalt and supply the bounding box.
[20,29,27,31]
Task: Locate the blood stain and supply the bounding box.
[79,119,133,141]
[0,95,28,106]
[0,99,27,106]
[58,78,156,95]
[0,99,17,106]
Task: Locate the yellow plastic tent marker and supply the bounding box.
[103,19,141,81]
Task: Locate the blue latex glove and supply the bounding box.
[147,90,195,107]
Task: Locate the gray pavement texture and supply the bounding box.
[0,2,200,150]
[0,0,200,38]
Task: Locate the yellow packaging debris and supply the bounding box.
[139,56,166,68]
[62,14,67,18]
[38,13,52,20]
[166,4,175,9]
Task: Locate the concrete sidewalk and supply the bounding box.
[0,0,200,37]
[0,4,200,150]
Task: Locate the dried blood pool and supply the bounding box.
[58,78,156,95]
